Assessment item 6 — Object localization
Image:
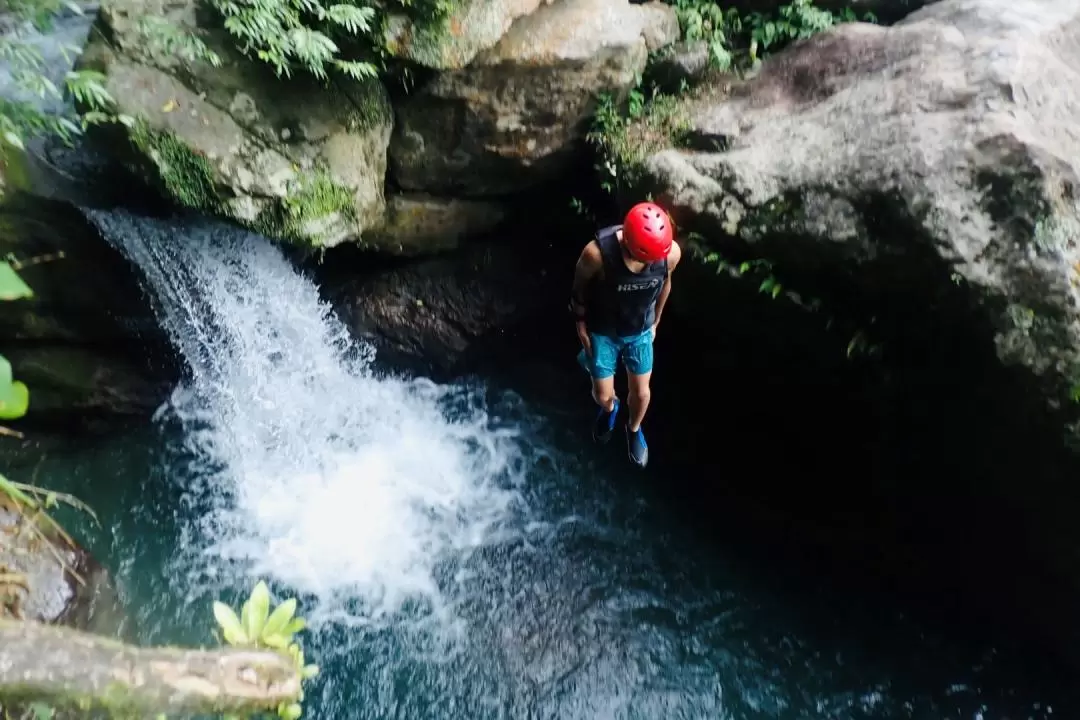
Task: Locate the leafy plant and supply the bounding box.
[0,0,125,151]
[210,0,380,80]
[135,16,224,68]
[670,0,741,70]
[213,581,319,720]
[745,0,844,61]
[587,81,691,197]
[205,0,455,82]
[0,261,32,424]
[669,0,877,73]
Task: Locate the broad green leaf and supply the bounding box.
[244,581,271,640]
[260,632,290,649]
[3,131,24,150]
[282,702,303,720]
[0,261,33,300]
[213,601,247,645]
[284,617,307,635]
[0,379,29,420]
[0,354,12,393]
[28,702,54,720]
[261,597,297,640]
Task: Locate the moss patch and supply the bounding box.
[589,92,691,192]
[0,143,31,200]
[128,121,222,214]
[343,78,394,134]
[253,171,356,248]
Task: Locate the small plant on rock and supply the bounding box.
[213,581,320,720]
[205,0,456,82]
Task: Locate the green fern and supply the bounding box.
[0,0,120,150]
[210,0,381,80]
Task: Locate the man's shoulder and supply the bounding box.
[667,239,683,269]
[579,237,603,267]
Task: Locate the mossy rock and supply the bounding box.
[78,0,394,249]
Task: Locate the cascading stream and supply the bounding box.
[78,207,1065,720]
[86,208,532,628]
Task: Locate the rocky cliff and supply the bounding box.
[77,0,679,252]
[632,0,1080,418]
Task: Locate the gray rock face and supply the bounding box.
[640,0,1080,410]
[383,0,554,70]
[78,0,394,249]
[389,0,680,196]
[364,193,508,255]
[0,501,122,633]
[330,240,562,372]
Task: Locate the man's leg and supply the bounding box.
[585,333,620,444]
[622,331,654,467]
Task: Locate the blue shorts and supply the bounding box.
[576,327,655,379]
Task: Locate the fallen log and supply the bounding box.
[0,618,300,717]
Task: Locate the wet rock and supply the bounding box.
[329,239,564,374]
[383,0,554,70]
[363,193,509,255]
[77,0,394,249]
[645,40,712,94]
[638,0,1080,416]
[388,0,679,196]
[0,499,122,634]
[0,192,175,433]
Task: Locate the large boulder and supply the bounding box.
[328,238,566,374]
[389,0,680,197]
[77,0,394,249]
[637,0,1080,415]
[383,0,552,70]
[361,193,509,255]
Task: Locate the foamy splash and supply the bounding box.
[87,209,530,626]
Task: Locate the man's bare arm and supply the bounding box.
[570,240,603,318]
[653,240,682,328]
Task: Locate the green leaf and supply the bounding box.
[282,702,303,720]
[0,261,33,300]
[302,663,320,679]
[28,702,54,720]
[284,617,307,635]
[3,130,24,150]
[0,379,29,420]
[261,597,297,640]
[260,632,290,649]
[244,580,272,640]
[213,601,248,645]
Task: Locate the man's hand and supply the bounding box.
[571,240,602,358]
[577,320,592,358]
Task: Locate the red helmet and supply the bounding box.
[622,202,673,263]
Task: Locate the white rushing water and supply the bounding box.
[86,208,533,631]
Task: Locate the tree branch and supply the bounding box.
[0,619,301,717]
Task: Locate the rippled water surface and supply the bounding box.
[9,208,1074,720]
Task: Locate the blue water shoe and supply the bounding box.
[592,397,620,444]
[626,424,649,467]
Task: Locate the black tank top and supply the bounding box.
[586,225,668,337]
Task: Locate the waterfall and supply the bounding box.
[85,208,532,630]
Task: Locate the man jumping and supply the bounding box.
[569,201,682,468]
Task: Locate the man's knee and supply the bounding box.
[592,381,616,407]
[628,383,651,406]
